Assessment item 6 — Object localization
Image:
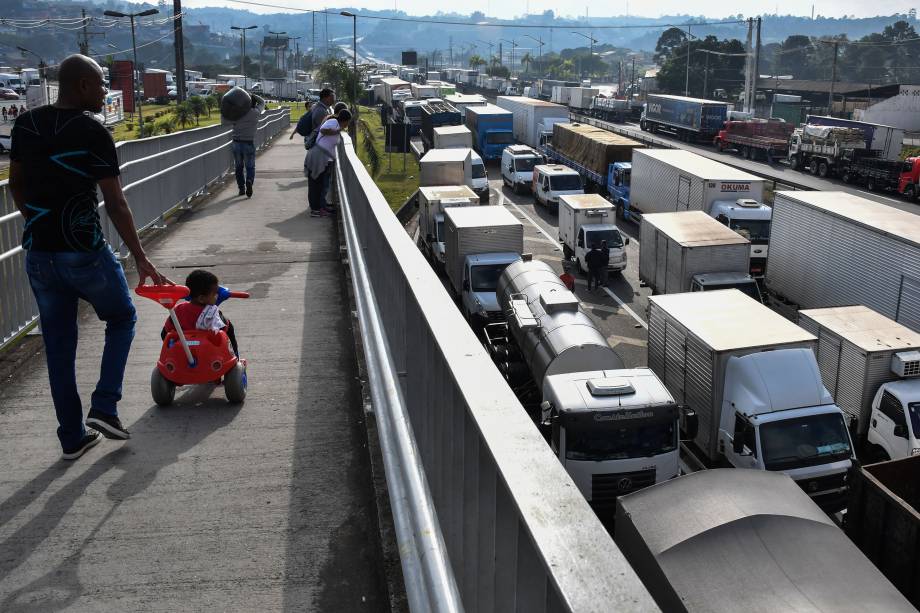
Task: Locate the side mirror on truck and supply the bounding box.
[894,424,909,439]
[624,237,630,245]
[463,279,470,291]
[426,234,434,243]
[680,406,698,440]
[732,435,746,455]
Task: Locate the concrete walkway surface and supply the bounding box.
[0,133,387,611]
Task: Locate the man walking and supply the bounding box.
[224,92,265,198]
[9,54,171,460]
[585,242,606,291]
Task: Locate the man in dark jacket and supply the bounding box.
[584,243,606,291]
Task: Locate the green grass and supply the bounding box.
[271,101,310,123]
[354,105,419,211]
[0,166,8,181]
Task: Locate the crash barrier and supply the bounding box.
[336,133,658,612]
[0,107,290,351]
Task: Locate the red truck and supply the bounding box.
[838,155,920,201]
[142,71,168,102]
[713,119,795,161]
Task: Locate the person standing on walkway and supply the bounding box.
[8,54,171,460]
[293,88,334,147]
[224,92,265,198]
[585,242,606,291]
[304,109,351,217]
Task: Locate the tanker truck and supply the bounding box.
[483,259,697,508]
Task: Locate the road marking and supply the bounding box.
[606,334,648,348]
[501,192,649,330]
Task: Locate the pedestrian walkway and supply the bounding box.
[0,132,387,611]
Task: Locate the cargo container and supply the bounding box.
[420,100,461,148]
[411,82,438,99]
[380,77,411,108]
[568,87,599,110]
[534,79,579,100]
[765,191,920,331]
[648,290,855,511]
[417,185,479,268]
[640,94,730,141]
[419,148,474,188]
[639,211,758,299]
[618,469,915,613]
[846,455,920,610]
[444,93,487,120]
[798,306,920,461]
[433,125,472,149]
[494,96,568,148]
[464,103,514,161]
[142,71,168,101]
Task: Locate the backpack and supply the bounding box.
[303,103,327,150]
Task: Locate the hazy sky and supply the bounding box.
[179,0,916,20]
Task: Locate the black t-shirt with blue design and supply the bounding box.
[11,106,120,252]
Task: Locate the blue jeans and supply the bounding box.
[26,248,137,450]
[232,141,256,190]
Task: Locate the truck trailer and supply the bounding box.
[464,103,514,161]
[798,306,920,462]
[640,94,730,141]
[495,96,569,149]
[419,148,474,188]
[617,469,915,613]
[765,191,920,331]
[713,118,795,160]
[433,125,472,149]
[648,289,856,512]
[639,211,759,299]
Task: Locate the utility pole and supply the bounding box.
[449,36,453,67]
[173,0,186,102]
[743,18,754,112]
[753,16,761,115]
[311,12,316,67]
[703,51,710,98]
[631,55,636,98]
[80,9,90,55]
[684,24,692,97]
[828,40,839,115]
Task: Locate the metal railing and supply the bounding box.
[0,107,290,351]
[336,134,658,612]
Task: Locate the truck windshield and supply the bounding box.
[910,402,920,439]
[550,175,583,191]
[703,281,762,302]
[486,132,515,145]
[435,220,444,242]
[514,157,539,172]
[760,413,852,471]
[471,164,487,179]
[730,219,771,242]
[586,229,624,248]
[471,264,511,292]
[565,419,677,461]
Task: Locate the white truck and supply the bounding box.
[567,87,599,110]
[627,149,771,276]
[648,289,856,513]
[558,194,629,275]
[444,206,523,324]
[639,211,761,301]
[444,93,487,120]
[483,259,696,507]
[532,164,584,210]
[765,191,920,331]
[495,96,569,148]
[798,306,920,462]
[419,148,474,188]
[433,125,472,149]
[380,77,411,108]
[500,144,543,193]
[417,185,480,269]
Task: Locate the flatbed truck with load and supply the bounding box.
[648,289,856,512]
[617,468,915,612]
[765,191,920,330]
[713,118,795,160]
[639,94,730,142]
[482,259,696,508]
[788,117,904,181]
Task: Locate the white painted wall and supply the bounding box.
[855,85,920,131]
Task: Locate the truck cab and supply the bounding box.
[718,349,855,512]
[898,157,920,201]
[606,162,631,217]
[461,253,522,324]
[709,198,771,276]
[689,272,763,303]
[867,378,920,461]
[501,144,543,194]
[533,164,584,210]
[542,369,689,505]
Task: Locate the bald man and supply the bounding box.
[9,54,171,460]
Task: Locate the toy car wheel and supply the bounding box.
[224,363,247,404]
[151,367,176,406]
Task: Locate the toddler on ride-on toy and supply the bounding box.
[136,270,249,406]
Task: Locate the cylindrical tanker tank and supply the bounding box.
[496,260,623,389]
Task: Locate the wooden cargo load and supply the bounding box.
[552,122,645,176]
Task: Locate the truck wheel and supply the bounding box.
[562,244,573,259]
[841,171,852,184]
[741,146,751,159]
[906,185,917,201]
[616,200,625,220]
[789,155,800,170]
[151,367,176,407]
[809,160,820,175]
[575,257,584,274]
[866,177,877,192]
[817,162,829,178]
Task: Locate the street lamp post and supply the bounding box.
[474,39,496,73]
[17,46,49,105]
[522,34,545,77]
[499,38,517,77]
[570,31,598,80]
[103,8,158,131]
[340,12,358,141]
[231,25,257,89]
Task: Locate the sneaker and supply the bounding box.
[62,431,101,461]
[323,203,337,211]
[238,188,246,196]
[86,409,131,440]
[309,209,330,218]
[320,207,336,216]
[246,183,253,198]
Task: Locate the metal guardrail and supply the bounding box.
[0,108,290,351]
[336,134,658,612]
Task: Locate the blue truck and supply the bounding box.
[539,143,633,218]
[464,103,514,161]
[639,94,729,142]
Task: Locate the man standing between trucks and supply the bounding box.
[223,92,265,198]
[8,54,171,460]
[585,242,606,291]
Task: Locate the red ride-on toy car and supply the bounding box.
[136,284,249,406]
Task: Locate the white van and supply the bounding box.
[501,144,543,194]
[532,164,584,210]
[469,151,490,202]
[0,73,23,94]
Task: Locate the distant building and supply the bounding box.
[855,84,920,131]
